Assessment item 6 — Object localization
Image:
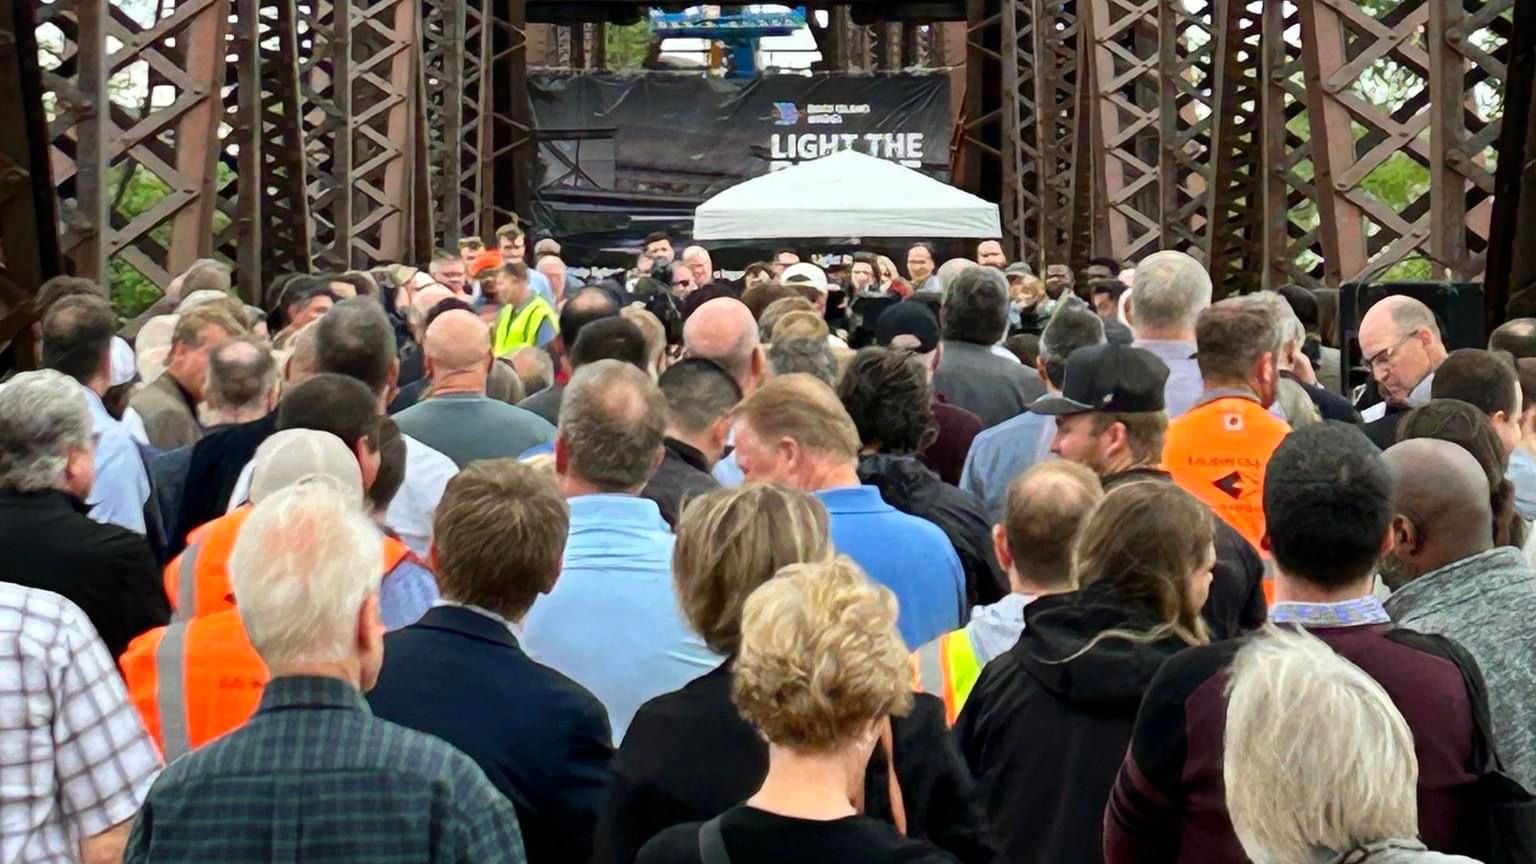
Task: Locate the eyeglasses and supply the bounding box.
[1366,332,1418,371]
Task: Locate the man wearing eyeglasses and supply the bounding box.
[1356,295,1448,449]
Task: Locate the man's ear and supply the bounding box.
[991,523,1013,573]
[1387,514,1420,557]
[554,433,570,478]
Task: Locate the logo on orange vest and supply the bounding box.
[1223,412,1244,432]
[1213,470,1247,500]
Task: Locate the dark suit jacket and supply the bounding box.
[641,438,719,528]
[174,413,275,552]
[517,384,565,426]
[367,605,614,864]
[933,340,1046,429]
[0,490,169,656]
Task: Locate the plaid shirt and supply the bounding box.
[1,582,162,862]
[125,675,526,863]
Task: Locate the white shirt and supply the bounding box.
[225,434,456,555]
[0,584,161,862]
[82,386,150,535]
[1361,371,1435,423]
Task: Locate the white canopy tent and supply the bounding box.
[692,149,1002,241]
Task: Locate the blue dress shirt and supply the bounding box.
[960,410,1057,526]
[380,559,439,630]
[815,486,966,649]
[83,386,150,535]
[522,494,720,742]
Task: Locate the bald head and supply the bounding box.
[1361,294,1440,341]
[285,322,322,387]
[1359,295,1447,404]
[411,285,455,321]
[1003,461,1103,590]
[684,298,762,391]
[425,310,491,378]
[1379,437,1492,589]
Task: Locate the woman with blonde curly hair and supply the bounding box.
[600,487,992,864]
[637,558,960,864]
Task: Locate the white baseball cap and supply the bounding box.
[249,429,364,505]
[109,337,138,387]
[780,262,830,294]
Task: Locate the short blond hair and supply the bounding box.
[732,557,912,751]
[171,304,244,348]
[675,485,831,655]
[1225,625,1420,864]
[771,310,830,343]
[620,305,666,371]
[432,460,569,620]
[731,373,860,461]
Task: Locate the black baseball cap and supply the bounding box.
[875,301,941,354]
[1030,343,1170,415]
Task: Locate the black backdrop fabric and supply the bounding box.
[528,72,952,264]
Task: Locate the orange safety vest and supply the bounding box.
[1163,392,1290,604]
[164,507,253,621]
[119,608,269,760]
[125,538,422,761]
[167,511,418,623]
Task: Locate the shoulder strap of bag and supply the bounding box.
[697,815,732,864]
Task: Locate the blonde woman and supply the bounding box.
[1225,626,1483,864]
[601,487,992,864]
[637,558,960,864]
[954,481,1214,864]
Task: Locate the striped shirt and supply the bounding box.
[125,675,526,864]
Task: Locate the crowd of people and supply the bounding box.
[5,224,1536,864]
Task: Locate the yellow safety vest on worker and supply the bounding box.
[910,629,986,727]
[493,296,558,356]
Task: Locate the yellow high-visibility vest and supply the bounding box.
[493,296,558,356]
[910,629,985,727]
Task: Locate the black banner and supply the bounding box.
[527,72,952,264]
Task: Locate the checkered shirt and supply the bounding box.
[0,582,162,862]
[125,675,527,863]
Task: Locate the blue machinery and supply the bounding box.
[648,5,808,77]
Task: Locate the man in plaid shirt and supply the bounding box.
[0,582,162,863]
[124,481,525,863]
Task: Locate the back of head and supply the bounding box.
[659,358,742,435]
[1242,291,1305,353]
[559,287,620,350]
[771,310,829,344]
[767,338,838,387]
[1264,423,1394,587]
[620,306,667,370]
[367,418,406,514]
[315,297,396,396]
[733,373,861,463]
[1380,437,1493,555]
[684,298,759,382]
[1195,298,1281,384]
[509,346,553,393]
[1131,251,1212,334]
[1396,398,1520,547]
[941,266,1009,345]
[570,317,649,371]
[1430,348,1519,418]
[1040,305,1107,388]
[936,258,979,291]
[230,483,383,668]
[741,283,800,321]
[0,370,91,493]
[732,556,912,750]
[276,373,381,453]
[759,297,816,341]
[180,260,233,296]
[42,295,116,384]
[424,309,491,373]
[1073,481,1213,644]
[33,276,106,320]
[248,428,365,506]
[171,304,245,350]
[674,485,831,655]
[836,347,936,454]
[1225,626,1418,864]
[207,336,276,412]
[558,359,667,491]
[1276,284,1319,333]
[432,459,570,621]
[1005,462,1103,586]
[1489,318,1536,359]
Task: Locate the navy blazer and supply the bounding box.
[368,605,614,864]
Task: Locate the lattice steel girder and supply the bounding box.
[1300,0,1512,287]
[1203,0,1264,297]
[484,0,532,230]
[297,0,354,270]
[37,0,107,280]
[1034,0,1083,264]
[0,0,60,363]
[999,0,1042,265]
[349,0,419,263]
[1261,0,1324,291]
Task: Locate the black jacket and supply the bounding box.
[954,587,1192,864]
[641,439,720,529]
[1102,468,1266,639]
[595,663,995,864]
[0,490,170,656]
[367,606,614,864]
[858,454,1007,608]
[174,413,276,552]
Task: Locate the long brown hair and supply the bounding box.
[1071,481,1215,651]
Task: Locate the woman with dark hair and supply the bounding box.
[1397,398,1526,550]
[837,347,1006,607]
[954,481,1215,864]
[596,485,994,864]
